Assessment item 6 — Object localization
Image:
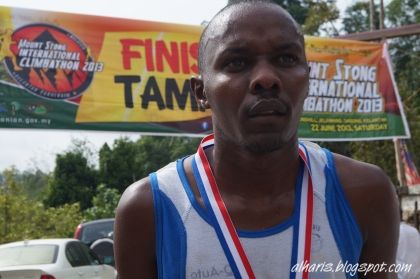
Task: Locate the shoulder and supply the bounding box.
[305,142,395,205]
[332,153,400,271]
[114,177,157,278]
[116,177,153,221]
[115,176,155,240]
[333,152,393,196]
[332,153,398,228]
[117,161,178,210]
[115,177,154,255]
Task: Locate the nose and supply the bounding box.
[249,60,281,95]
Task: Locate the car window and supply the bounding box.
[91,239,115,266]
[81,221,114,244]
[0,244,58,267]
[66,242,100,267]
[79,242,100,265]
[66,242,92,267]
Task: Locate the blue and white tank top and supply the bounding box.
[149,141,363,279]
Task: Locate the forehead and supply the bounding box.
[204,4,303,58]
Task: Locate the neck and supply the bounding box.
[205,135,301,198]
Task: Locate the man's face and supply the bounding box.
[200,4,309,153]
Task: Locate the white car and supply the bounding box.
[0,238,117,279]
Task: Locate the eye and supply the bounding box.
[277,54,298,66]
[224,57,247,72]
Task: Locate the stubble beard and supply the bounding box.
[216,125,296,155]
[241,133,292,154]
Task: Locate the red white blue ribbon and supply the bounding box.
[296,145,314,279]
[194,134,313,279]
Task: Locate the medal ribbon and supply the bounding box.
[194,134,313,279]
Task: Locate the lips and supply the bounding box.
[247,99,288,118]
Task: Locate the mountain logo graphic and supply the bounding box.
[4,23,95,100]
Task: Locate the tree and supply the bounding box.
[0,198,82,243]
[342,1,380,34]
[0,168,23,240]
[134,136,200,181]
[272,0,311,25]
[84,184,121,220]
[0,168,82,244]
[227,0,340,35]
[168,137,202,159]
[386,0,420,175]
[387,0,420,26]
[339,0,420,185]
[339,0,393,181]
[228,0,311,24]
[274,0,340,35]
[17,169,49,201]
[98,137,139,193]
[99,136,199,193]
[302,0,340,35]
[46,149,98,210]
[0,167,49,201]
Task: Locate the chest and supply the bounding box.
[184,157,298,231]
[182,198,345,279]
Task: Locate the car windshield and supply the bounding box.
[81,221,114,244]
[0,244,58,267]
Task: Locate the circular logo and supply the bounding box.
[4,23,95,100]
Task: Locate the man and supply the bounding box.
[114,1,399,278]
[396,221,420,278]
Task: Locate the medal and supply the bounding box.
[194,134,313,279]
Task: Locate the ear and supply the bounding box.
[190,75,210,109]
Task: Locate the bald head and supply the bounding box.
[198,0,304,73]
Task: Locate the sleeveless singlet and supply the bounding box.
[149,141,363,279]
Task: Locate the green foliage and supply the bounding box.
[272,0,311,25]
[227,0,339,35]
[0,168,24,195]
[98,137,139,193]
[0,134,200,242]
[0,167,49,201]
[350,141,398,184]
[342,1,380,34]
[273,0,340,35]
[99,136,199,193]
[386,0,420,95]
[0,168,82,244]
[84,184,121,220]
[303,1,340,35]
[40,203,83,239]
[16,169,49,201]
[46,149,98,210]
[387,0,420,26]
[386,0,420,176]
[319,140,398,185]
[339,0,420,185]
[0,199,83,244]
[135,136,199,178]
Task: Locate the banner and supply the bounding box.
[300,37,410,140]
[0,6,410,140]
[400,140,420,186]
